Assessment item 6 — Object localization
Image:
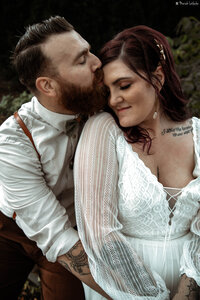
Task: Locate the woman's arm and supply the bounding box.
[175,209,200,299]
[172,274,199,300]
[74,112,169,299]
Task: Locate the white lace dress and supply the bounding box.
[74,112,200,300]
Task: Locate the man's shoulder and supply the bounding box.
[0,97,37,144]
[0,98,34,126]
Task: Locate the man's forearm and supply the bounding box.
[172,274,200,300]
[58,240,112,299]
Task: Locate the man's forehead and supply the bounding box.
[42,30,89,63]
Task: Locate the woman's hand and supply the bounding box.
[172,274,199,300]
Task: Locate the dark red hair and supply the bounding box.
[99,26,190,151]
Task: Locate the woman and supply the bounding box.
[74,26,200,299]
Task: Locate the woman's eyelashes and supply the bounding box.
[120,83,131,90]
[103,82,132,98]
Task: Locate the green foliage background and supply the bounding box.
[0,16,199,124]
[0,0,199,92]
[0,92,32,118]
[168,17,200,117]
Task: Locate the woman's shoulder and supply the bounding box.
[83,112,121,135]
[87,111,116,124]
[192,116,200,136]
[192,116,200,148]
[192,116,200,126]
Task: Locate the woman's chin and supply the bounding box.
[119,117,135,128]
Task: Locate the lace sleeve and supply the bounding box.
[180,208,200,285]
[180,117,200,285]
[74,112,169,299]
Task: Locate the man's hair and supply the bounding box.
[100,25,191,152]
[11,16,74,92]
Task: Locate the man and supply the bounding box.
[0,16,109,299]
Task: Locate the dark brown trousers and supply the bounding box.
[0,211,85,300]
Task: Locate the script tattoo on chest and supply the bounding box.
[161,120,193,137]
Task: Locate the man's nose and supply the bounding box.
[91,54,102,72]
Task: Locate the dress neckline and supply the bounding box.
[126,117,198,192]
[163,186,182,190]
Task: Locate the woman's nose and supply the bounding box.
[109,93,123,107]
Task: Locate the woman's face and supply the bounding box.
[103,59,159,128]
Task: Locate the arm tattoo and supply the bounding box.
[58,259,71,272]
[185,277,199,299]
[58,240,90,276]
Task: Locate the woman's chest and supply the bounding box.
[131,133,195,188]
[117,152,200,234]
[116,135,199,224]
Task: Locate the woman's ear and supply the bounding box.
[35,77,58,97]
[153,65,165,91]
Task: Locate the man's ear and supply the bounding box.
[153,65,165,91]
[35,77,58,97]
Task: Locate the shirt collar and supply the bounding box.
[33,96,77,133]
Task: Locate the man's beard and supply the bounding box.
[57,69,107,115]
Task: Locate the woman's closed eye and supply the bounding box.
[120,83,131,90]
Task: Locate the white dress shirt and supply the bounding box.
[0,96,81,262]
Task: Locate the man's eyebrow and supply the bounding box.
[73,44,91,63]
[112,77,132,85]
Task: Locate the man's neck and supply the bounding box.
[37,95,75,115]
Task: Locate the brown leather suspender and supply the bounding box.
[14,111,41,161]
[12,111,41,219]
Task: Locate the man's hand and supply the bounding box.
[172,274,199,300]
[58,240,112,299]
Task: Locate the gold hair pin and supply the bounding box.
[154,39,166,61]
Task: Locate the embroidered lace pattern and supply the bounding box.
[74,112,200,299]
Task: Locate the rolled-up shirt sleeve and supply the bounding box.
[0,135,79,262]
[180,208,200,285]
[74,112,169,299]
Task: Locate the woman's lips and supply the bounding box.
[116,106,131,113]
